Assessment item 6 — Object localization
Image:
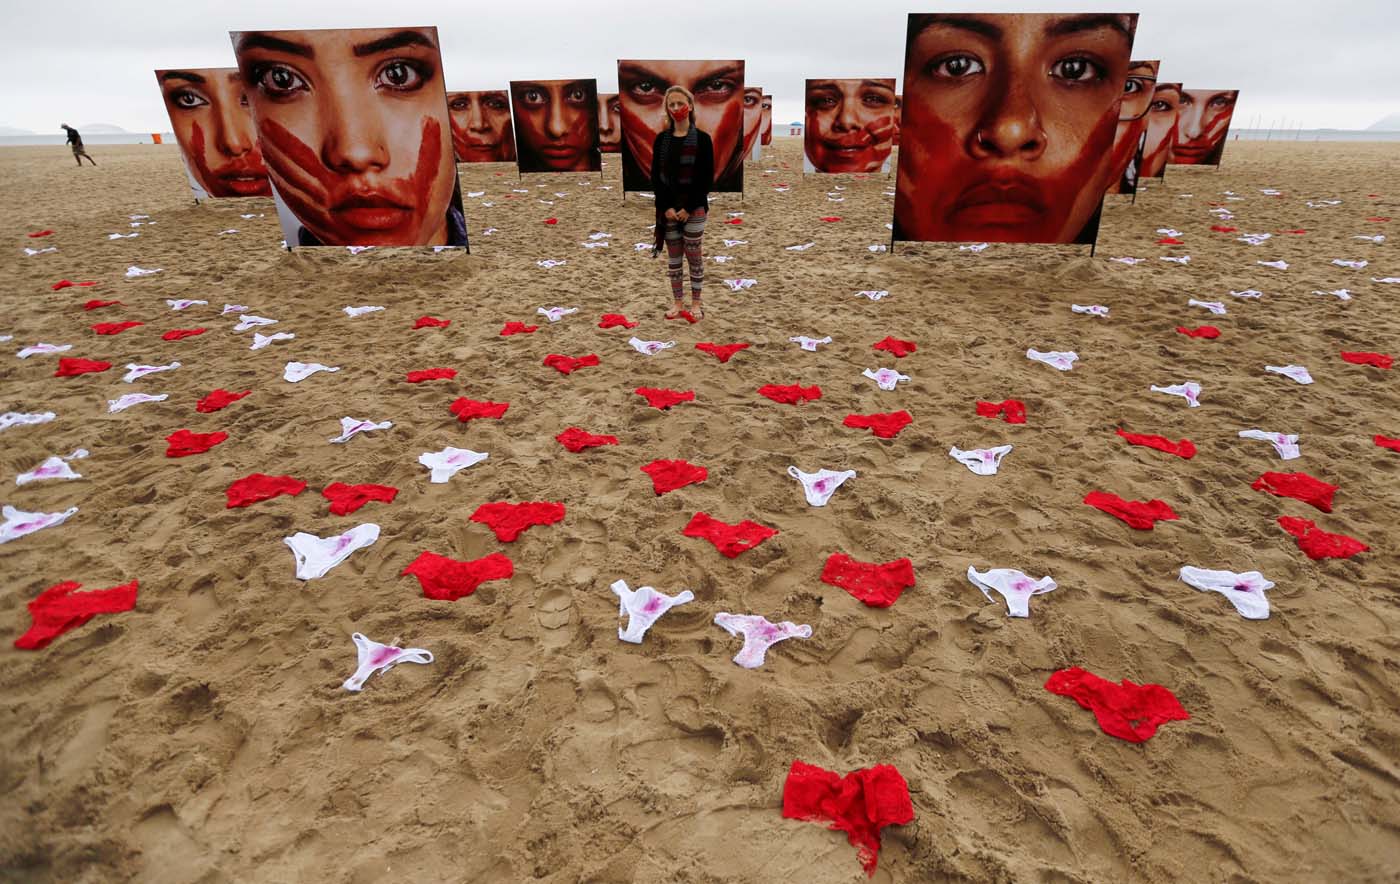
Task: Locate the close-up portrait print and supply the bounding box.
[154,67,272,200]
[617,59,745,193]
[761,94,773,147]
[1170,88,1239,166]
[895,12,1139,245]
[508,78,602,173]
[1140,81,1181,180]
[598,92,622,153]
[743,86,763,161]
[804,78,898,174]
[446,90,517,163]
[1105,59,1159,194]
[230,26,467,248]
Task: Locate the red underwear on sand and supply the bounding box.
[695,342,750,363]
[635,387,695,409]
[1176,326,1220,339]
[55,279,99,290]
[758,383,822,405]
[1340,351,1393,369]
[165,429,228,457]
[92,321,142,335]
[413,316,451,329]
[197,389,251,413]
[162,328,206,341]
[406,367,457,383]
[976,400,1026,424]
[1044,666,1190,743]
[1376,434,1400,452]
[450,397,509,421]
[556,427,619,452]
[844,411,912,439]
[781,760,914,877]
[820,553,916,608]
[401,551,513,601]
[682,512,777,558]
[872,336,917,358]
[15,580,139,650]
[55,358,111,376]
[471,501,566,541]
[640,459,708,494]
[500,321,538,336]
[598,313,638,329]
[1116,429,1196,459]
[544,353,599,374]
[1251,471,1337,512]
[82,299,121,310]
[226,473,306,508]
[1084,490,1179,530]
[323,482,399,516]
[1277,517,1368,560]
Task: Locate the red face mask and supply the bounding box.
[671,104,690,121]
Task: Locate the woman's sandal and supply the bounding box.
[665,303,686,320]
[691,298,705,319]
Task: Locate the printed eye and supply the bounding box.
[1149,99,1172,113]
[696,77,736,98]
[608,98,621,114]
[1209,94,1236,109]
[808,95,838,110]
[862,91,894,107]
[521,88,545,105]
[485,95,509,110]
[1123,78,1145,96]
[1051,57,1104,83]
[256,64,308,98]
[566,86,588,104]
[743,92,759,108]
[449,96,470,111]
[172,89,209,109]
[928,54,984,79]
[375,60,427,91]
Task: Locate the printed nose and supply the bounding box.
[970,80,1046,160]
[321,90,389,172]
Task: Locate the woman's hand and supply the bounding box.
[664,208,678,221]
[676,209,689,223]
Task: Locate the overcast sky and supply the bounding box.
[3,0,1397,133]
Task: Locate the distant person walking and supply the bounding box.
[61,125,96,166]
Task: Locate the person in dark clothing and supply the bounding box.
[649,85,713,319]
[61,125,96,166]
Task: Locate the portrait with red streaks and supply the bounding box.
[1139,81,1181,180]
[1170,88,1240,166]
[597,92,622,153]
[154,67,271,199]
[618,59,746,193]
[742,85,764,161]
[508,78,602,173]
[804,78,899,174]
[230,26,467,248]
[446,90,517,163]
[894,12,1139,245]
[760,94,773,147]
[1105,59,1159,194]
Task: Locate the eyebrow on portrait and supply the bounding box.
[160,71,207,84]
[915,15,1003,40]
[1043,14,1133,40]
[353,29,438,57]
[861,80,896,92]
[235,33,315,58]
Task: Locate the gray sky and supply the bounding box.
[4,0,1397,133]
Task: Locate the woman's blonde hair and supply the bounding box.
[663,85,696,130]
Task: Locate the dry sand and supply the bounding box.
[0,138,1397,883]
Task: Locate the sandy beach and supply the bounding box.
[1,138,1397,883]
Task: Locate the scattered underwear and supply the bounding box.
[406,368,457,383]
[959,242,990,252]
[419,447,489,484]
[854,290,890,300]
[544,353,599,375]
[844,411,912,439]
[821,553,915,607]
[1332,259,1368,269]
[556,428,618,452]
[1341,351,1393,369]
[1277,516,1368,560]
[723,239,747,247]
[1239,429,1300,460]
[538,306,579,322]
[1116,429,1196,459]
[1178,566,1274,619]
[328,418,391,444]
[91,321,143,335]
[695,342,750,363]
[611,579,695,643]
[16,449,88,486]
[1161,256,1191,265]
[233,315,277,331]
[346,246,374,254]
[123,361,180,383]
[1044,667,1190,743]
[500,322,539,336]
[635,387,694,409]
[226,473,307,508]
[781,760,914,876]
[714,613,812,668]
[641,460,708,495]
[165,429,228,457]
[82,299,121,309]
[166,299,207,310]
[27,230,53,237]
[863,368,910,391]
[872,336,916,357]
[1156,237,1185,245]
[1072,304,1109,317]
[284,523,380,580]
[191,389,249,414]
[724,278,758,291]
[1084,490,1179,530]
[1229,289,1263,299]
[163,328,206,341]
[790,335,832,351]
[449,398,509,423]
[221,304,248,315]
[1373,277,1400,284]
[536,259,567,268]
[1177,326,1220,339]
[1,505,79,544]
[323,482,398,516]
[471,501,566,541]
[55,357,111,377]
[1265,364,1313,384]
[1313,289,1352,301]
[967,565,1056,617]
[17,343,72,358]
[949,445,1012,476]
[682,512,778,558]
[284,362,339,383]
[14,579,138,650]
[1110,257,1145,265]
[1376,434,1400,453]
[413,316,451,329]
[251,332,295,350]
[344,305,385,317]
[125,266,161,277]
[1151,382,1201,407]
[342,633,434,692]
[976,400,1026,424]
[1026,349,1078,371]
[1251,471,1337,512]
[599,314,638,329]
[788,466,855,506]
[1257,260,1289,270]
[402,550,513,601]
[628,337,676,356]
[108,393,166,413]
[758,383,822,405]
[26,247,58,256]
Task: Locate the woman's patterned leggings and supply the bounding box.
[664,209,706,299]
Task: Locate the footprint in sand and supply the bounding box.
[536,588,574,634]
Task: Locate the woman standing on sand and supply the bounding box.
[650,85,714,320]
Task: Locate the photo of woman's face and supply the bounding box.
[231,27,460,247]
[1140,82,1181,179]
[1105,59,1158,193]
[804,78,898,173]
[742,86,763,160]
[1171,88,1239,165]
[617,59,745,189]
[895,12,1138,244]
[156,68,271,198]
[761,94,773,146]
[509,79,600,173]
[597,92,621,153]
[447,90,516,163]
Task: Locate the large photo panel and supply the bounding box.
[508,79,602,173]
[446,90,517,163]
[617,59,746,193]
[154,67,272,200]
[894,12,1139,245]
[1106,59,1159,194]
[761,94,773,147]
[1170,88,1239,166]
[803,78,898,173]
[745,86,764,160]
[230,26,468,248]
[1141,81,1181,179]
[598,92,621,153]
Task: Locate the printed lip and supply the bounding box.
[1171,140,1216,160]
[950,176,1048,226]
[540,144,581,159]
[215,161,270,195]
[331,191,414,231]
